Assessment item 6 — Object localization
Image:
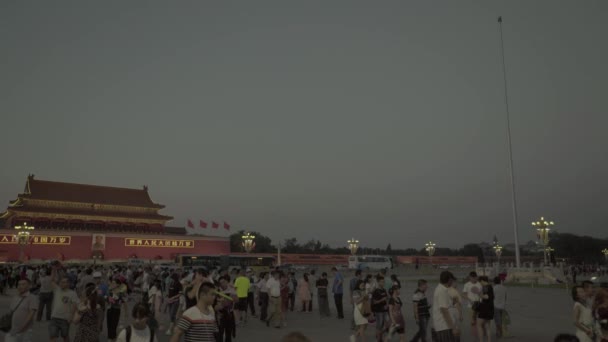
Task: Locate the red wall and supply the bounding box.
[0,233,229,262]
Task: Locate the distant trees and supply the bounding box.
[227,231,608,263]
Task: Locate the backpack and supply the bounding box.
[126,325,155,342]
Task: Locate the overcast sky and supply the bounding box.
[2,1,607,249]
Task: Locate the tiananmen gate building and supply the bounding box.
[0,175,229,262]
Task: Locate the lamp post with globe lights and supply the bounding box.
[241,232,256,254]
[425,241,436,267]
[494,244,503,265]
[14,222,35,263]
[545,246,555,265]
[532,217,554,265]
[347,238,359,255]
[602,248,608,263]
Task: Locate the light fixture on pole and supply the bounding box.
[14,222,35,263]
[602,248,608,262]
[347,238,359,255]
[425,241,436,266]
[532,217,554,265]
[241,232,256,253]
[494,244,503,264]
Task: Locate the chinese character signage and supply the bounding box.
[124,238,194,248]
[0,235,71,245]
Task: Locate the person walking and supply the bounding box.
[49,269,79,342]
[6,278,38,342]
[170,282,218,342]
[288,272,297,312]
[298,273,312,312]
[257,272,270,321]
[165,273,182,336]
[246,268,257,318]
[462,272,481,340]
[411,279,430,342]
[388,286,406,341]
[233,268,250,324]
[216,276,237,342]
[371,275,390,342]
[316,272,331,317]
[37,268,54,322]
[572,285,594,342]
[265,271,283,329]
[116,303,158,342]
[308,270,316,312]
[331,267,345,319]
[492,277,507,339]
[351,280,370,342]
[106,279,127,342]
[73,285,100,342]
[431,271,460,342]
[476,276,494,342]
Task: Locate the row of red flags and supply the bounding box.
[187,219,230,231]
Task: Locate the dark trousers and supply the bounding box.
[106,307,121,340]
[308,293,313,311]
[217,312,235,342]
[37,292,53,321]
[334,293,344,318]
[288,292,295,311]
[259,292,269,321]
[411,316,429,342]
[247,292,256,315]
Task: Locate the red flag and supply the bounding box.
[212,221,219,229]
[199,220,208,229]
[223,222,230,231]
[187,219,194,229]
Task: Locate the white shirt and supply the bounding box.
[116,326,158,342]
[308,275,316,292]
[432,283,452,332]
[266,277,281,297]
[462,281,482,307]
[493,284,507,309]
[258,279,268,293]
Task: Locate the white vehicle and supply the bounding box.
[348,255,393,270]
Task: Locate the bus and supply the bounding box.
[348,255,393,270]
[177,254,276,273]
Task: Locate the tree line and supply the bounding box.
[229,230,608,263]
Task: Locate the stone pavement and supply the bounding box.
[0,279,574,342]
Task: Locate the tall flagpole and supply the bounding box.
[497,16,521,269]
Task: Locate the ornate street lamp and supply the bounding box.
[425,241,436,266]
[602,248,608,262]
[347,238,359,255]
[14,222,35,263]
[532,216,554,265]
[494,244,503,264]
[241,232,256,253]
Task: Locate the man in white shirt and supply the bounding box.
[432,271,459,341]
[462,271,481,337]
[264,271,282,328]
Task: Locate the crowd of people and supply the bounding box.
[1,262,608,342]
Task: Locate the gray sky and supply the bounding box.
[2,1,607,249]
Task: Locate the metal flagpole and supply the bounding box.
[497,16,522,268]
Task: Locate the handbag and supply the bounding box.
[472,301,480,311]
[0,297,26,332]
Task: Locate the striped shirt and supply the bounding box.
[177,305,218,342]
